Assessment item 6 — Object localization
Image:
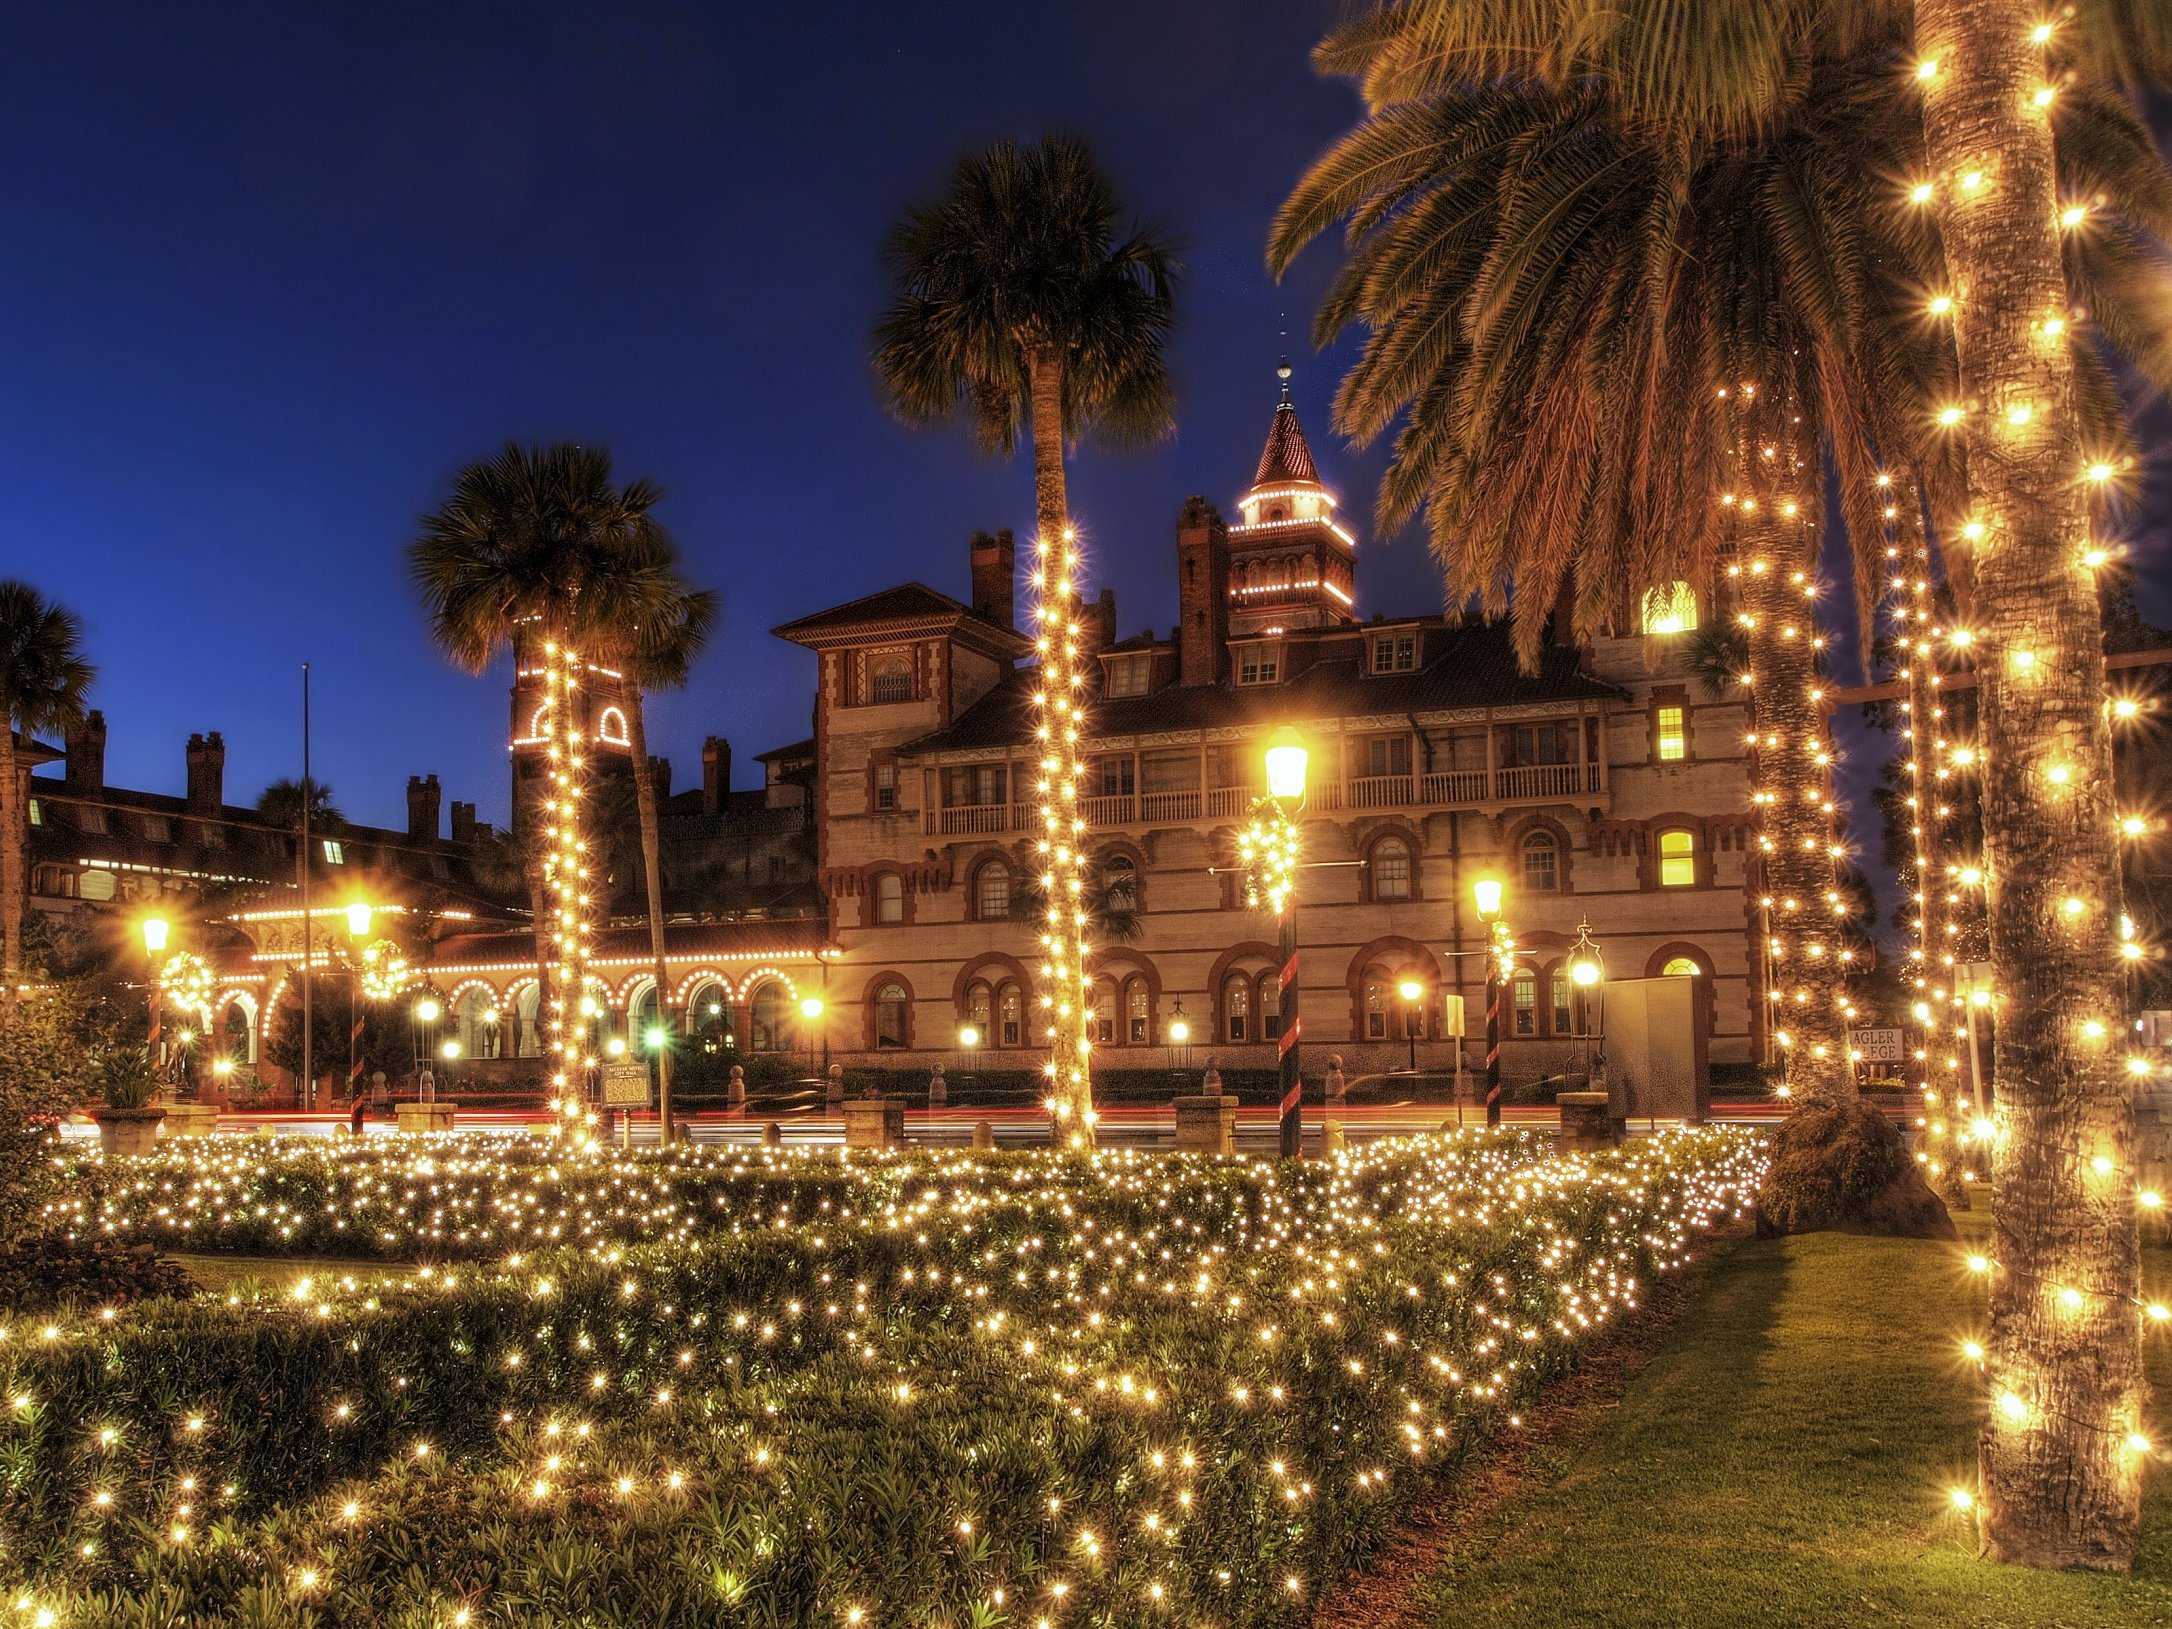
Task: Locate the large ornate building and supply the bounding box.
[779,373,1760,1081]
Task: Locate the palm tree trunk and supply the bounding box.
[1916,0,2142,1569]
[1024,341,1094,1146]
[621,685,675,1145]
[1736,420,1853,1100]
[0,727,20,980]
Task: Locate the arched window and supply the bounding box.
[1520,830,1561,892]
[872,871,905,924]
[1550,967,1573,1037]
[631,984,660,1054]
[514,983,542,1058]
[1657,828,1696,887]
[597,706,630,746]
[1662,956,1701,977]
[998,982,1023,1048]
[966,980,993,1040]
[456,987,500,1060]
[1125,976,1150,1045]
[868,650,913,704]
[974,858,1011,921]
[687,980,733,1055]
[1640,580,1699,635]
[1223,973,1251,1042]
[221,1000,255,1065]
[874,982,909,1049]
[1092,980,1117,1045]
[1257,971,1282,1041]
[1370,835,1413,901]
[749,981,789,1052]
[1512,968,1538,1036]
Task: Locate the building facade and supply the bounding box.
[780,379,1761,1083]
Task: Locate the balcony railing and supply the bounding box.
[927,759,1605,835]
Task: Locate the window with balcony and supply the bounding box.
[1371,633,1417,673]
[1237,645,1281,686]
[1510,722,1578,765]
[1657,828,1697,887]
[1655,704,1688,762]
[1096,757,1136,797]
[1365,736,1412,777]
[1640,580,1699,635]
[944,764,1007,807]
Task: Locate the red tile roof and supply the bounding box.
[1252,400,1321,488]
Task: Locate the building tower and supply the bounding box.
[507,628,635,835]
[1226,361,1358,635]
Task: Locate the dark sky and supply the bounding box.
[8,2,2168,893]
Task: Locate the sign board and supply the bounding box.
[1850,1027,1906,1065]
[601,1060,650,1107]
[1441,992,1466,1039]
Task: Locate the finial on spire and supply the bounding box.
[1277,317,1293,403]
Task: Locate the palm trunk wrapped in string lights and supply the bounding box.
[540,638,601,1140]
[1722,387,1858,1098]
[1029,528,1096,1148]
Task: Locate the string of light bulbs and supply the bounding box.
[1028,527,1096,1149]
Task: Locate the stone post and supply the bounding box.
[1326,1055,1347,1105]
[759,1120,781,1147]
[1556,1090,1621,1153]
[728,1064,747,1109]
[825,1063,845,1107]
[972,1120,995,1150]
[928,1061,947,1106]
[841,1094,904,1150]
[1173,1053,1237,1155]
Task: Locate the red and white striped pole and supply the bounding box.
[1276,908,1302,1158]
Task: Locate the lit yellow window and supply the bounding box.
[1656,705,1687,762]
[1661,956,1700,977]
[1658,829,1696,888]
[1640,581,1698,635]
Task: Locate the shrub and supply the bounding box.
[0,1130,1767,1626]
[0,1238,193,1313]
[1755,1097,1957,1239]
[0,987,89,1242]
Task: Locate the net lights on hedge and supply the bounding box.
[1029,526,1096,1148]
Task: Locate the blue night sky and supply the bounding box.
[7,2,2169,868]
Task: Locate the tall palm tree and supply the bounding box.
[874,134,1179,1138]
[410,443,686,1109]
[616,582,717,1143]
[1287,0,2172,1571]
[0,583,94,979]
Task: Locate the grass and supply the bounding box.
[1413,1222,2172,1629]
[170,1252,415,1294]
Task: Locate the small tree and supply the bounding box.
[0,984,91,1241]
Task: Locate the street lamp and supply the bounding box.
[1251,726,1308,1157]
[412,995,442,1103]
[1166,1001,1194,1072]
[1566,917,1605,1073]
[1397,977,1425,1072]
[342,902,372,1102]
[800,994,827,1079]
[1473,875,1511,1126]
[138,915,171,1070]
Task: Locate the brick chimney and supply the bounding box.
[650,756,671,803]
[406,773,441,842]
[1175,497,1230,686]
[65,710,106,792]
[969,528,1016,629]
[702,736,731,816]
[449,800,478,845]
[184,731,225,813]
[1089,588,1117,651]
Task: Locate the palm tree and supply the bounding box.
[874,134,1179,1139]
[0,583,94,979]
[1285,0,2172,1572]
[254,777,345,835]
[410,442,687,1109]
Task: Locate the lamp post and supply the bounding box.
[412,995,442,1103]
[799,994,826,1081]
[1396,977,1424,1073]
[343,902,371,1103]
[1166,1001,1193,1073]
[1472,876,1509,1127]
[1566,917,1605,1076]
[1259,727,1309,1159]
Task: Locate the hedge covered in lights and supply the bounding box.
[3,1130,1764,1626]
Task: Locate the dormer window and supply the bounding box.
[1104,653,1150,698]
[865,649,914,705]
[1371,633,1416,673]
[1238,645,1281,686]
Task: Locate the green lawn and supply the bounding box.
[1416,1225,2172,1629]
[170,1252,415,1294]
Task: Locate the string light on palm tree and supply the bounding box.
[541,639,599,1131]
[1241,728,1310,1158]
[1030,527,1095,1149]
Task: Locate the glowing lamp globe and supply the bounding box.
[1396,978,1423,1004]
[439,1040,462,1061]
[414,997,442,1024]
[1264,728,1309,801]
[1471,877,1504,922]
[140,916,171,955]
[344,902,373,939]
[644,1025,669,1052]
[1570,958,1602,988]
[212,1057,235,1078]
[799,996,825,1021]
[605,1036,627,1058]
[1167,1018,1190,1045]
[957,1025,981,1049]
